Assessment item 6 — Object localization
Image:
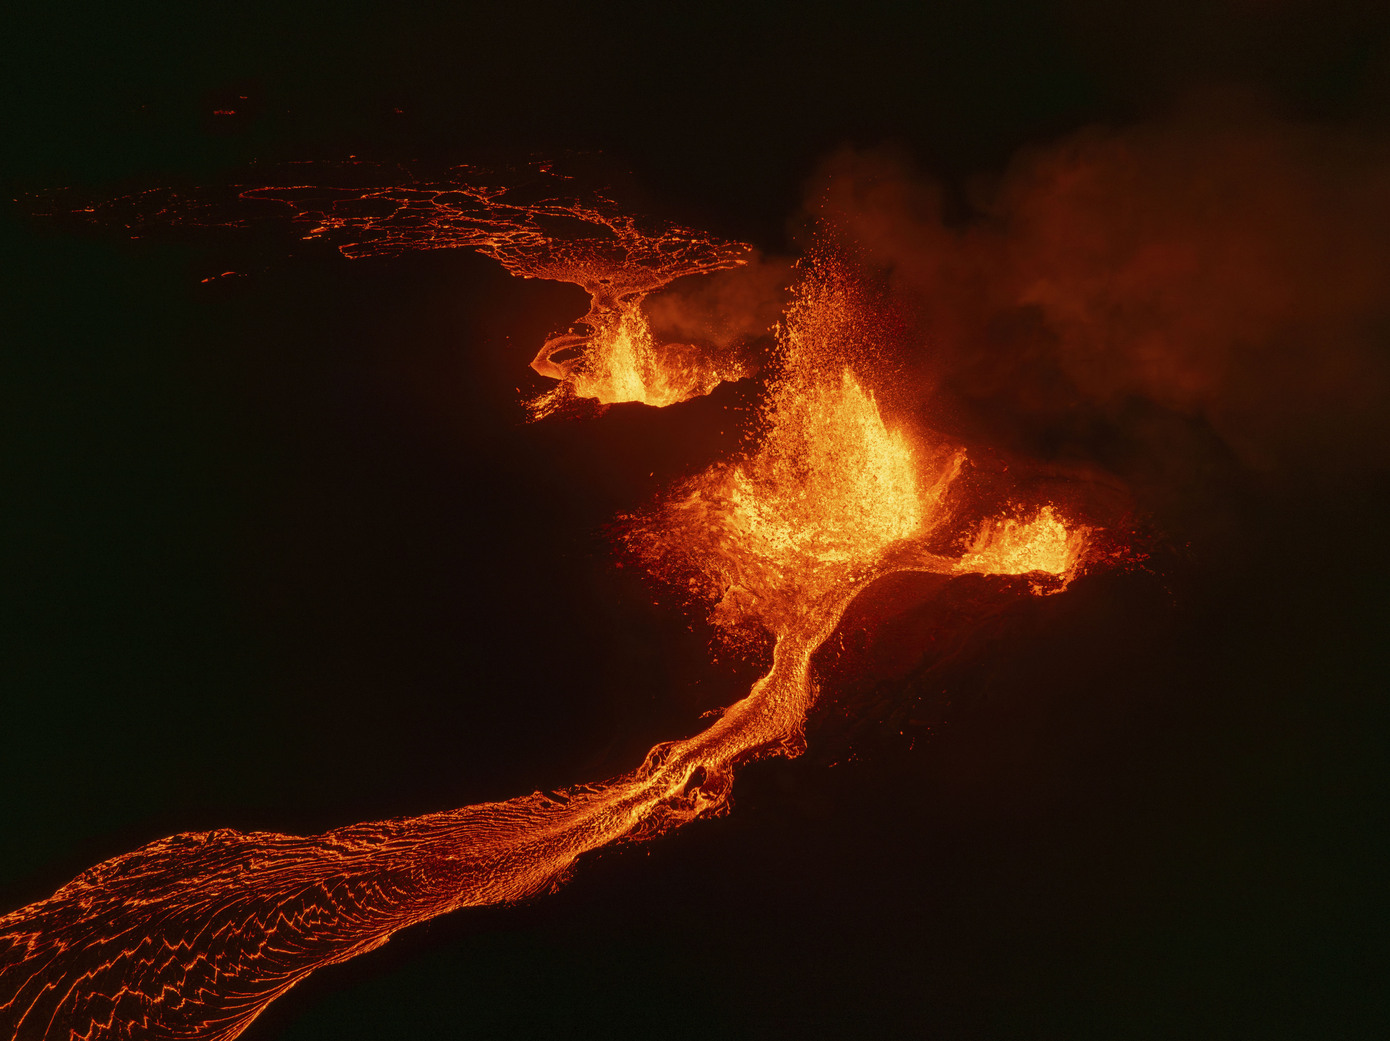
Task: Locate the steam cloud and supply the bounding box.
[645,251,794,357]
[800,97,1390,486]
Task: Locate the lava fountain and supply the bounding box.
[2,199,1092,1040]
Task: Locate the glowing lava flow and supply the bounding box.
[1,251,1089,1040]
[35,161,752,415]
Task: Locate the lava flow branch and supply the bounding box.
[32,161,753,418]
[4,186,1096,1040]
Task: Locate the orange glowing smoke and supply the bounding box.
[1,220,1094,1040]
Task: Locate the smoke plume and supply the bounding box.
[644,251,794,356]
[801,97,1390,492]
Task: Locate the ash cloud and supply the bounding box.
[802,98,1390,496]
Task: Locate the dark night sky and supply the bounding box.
[3,2,1389,1039]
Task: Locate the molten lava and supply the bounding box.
[957,505,1088,590]
[628,258,962,638]
[3,197,1096,1040]
[35,161,753,415]
[527,282,747,419]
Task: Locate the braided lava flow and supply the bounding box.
[1,216,1091,1040]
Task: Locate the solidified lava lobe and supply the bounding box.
[3,201,1097,1041]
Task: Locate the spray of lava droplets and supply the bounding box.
[3,179,1094,1040]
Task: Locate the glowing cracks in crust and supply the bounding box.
[38,160,753,416]
[290,167,754,414]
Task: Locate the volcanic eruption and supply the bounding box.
[2,170,1102,1040]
